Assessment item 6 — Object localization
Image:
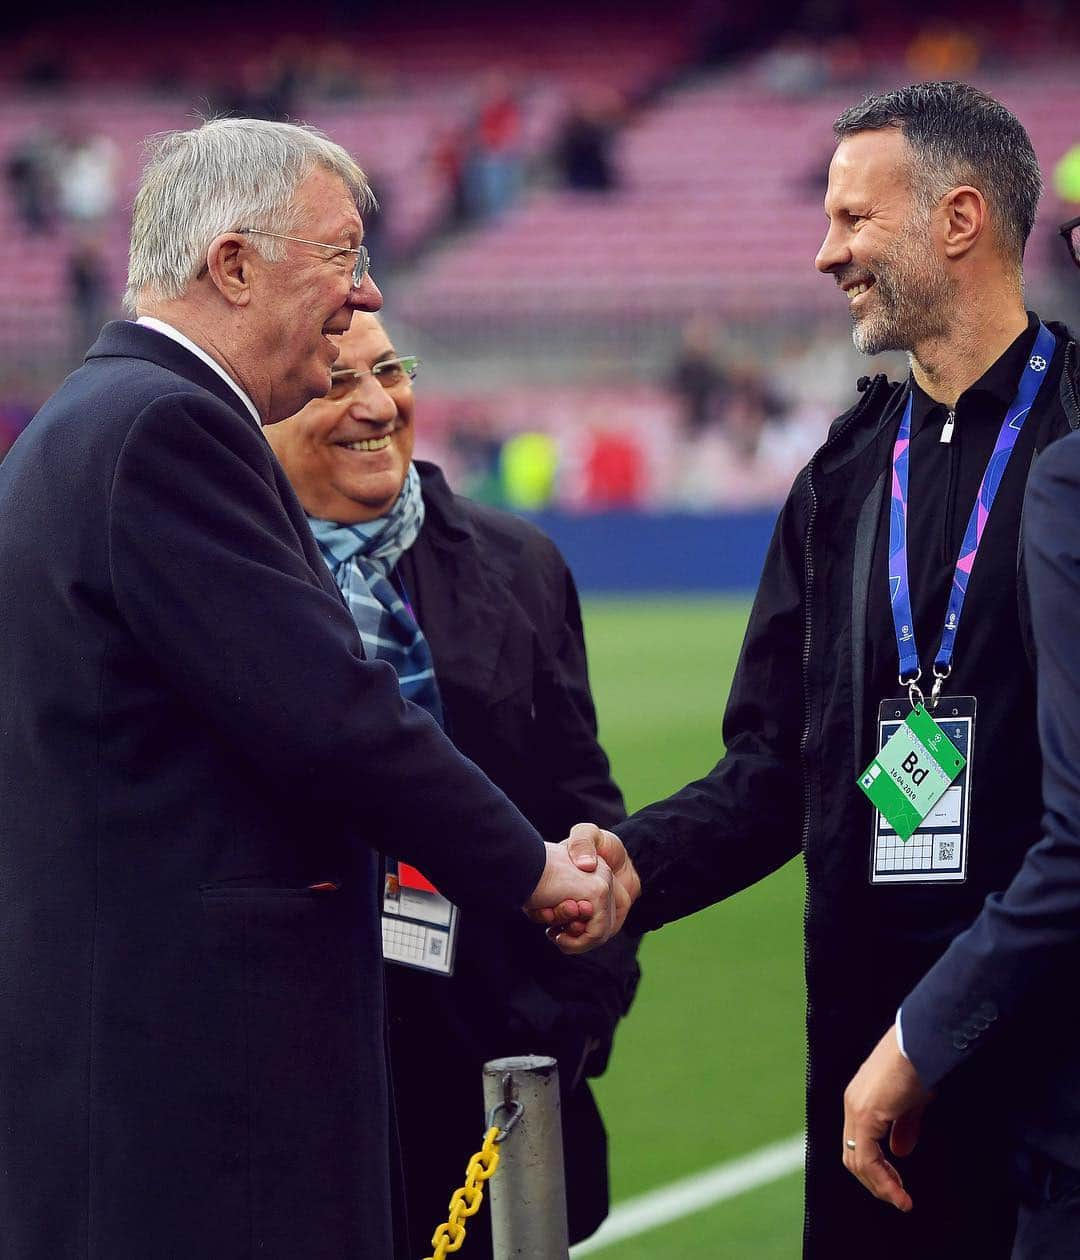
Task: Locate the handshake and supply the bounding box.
[523,824,641,953]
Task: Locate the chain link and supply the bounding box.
[424,1126,502,1259]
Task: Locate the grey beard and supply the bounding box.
[849,273,951,357]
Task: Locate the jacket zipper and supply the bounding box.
[942,407,960,564]
[1062,341,1080,428]
[798,373,893,1251]
[940,408,956,444]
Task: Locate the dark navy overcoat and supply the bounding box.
[0,322,545,1260]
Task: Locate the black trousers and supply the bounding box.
[1012,1146,1080,1259]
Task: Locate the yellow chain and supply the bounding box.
[424,1126,502,1259]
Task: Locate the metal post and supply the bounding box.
[482,1054,569,1259]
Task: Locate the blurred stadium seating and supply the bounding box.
[3,4,1080,510]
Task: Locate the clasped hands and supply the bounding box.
[522,823,641,954]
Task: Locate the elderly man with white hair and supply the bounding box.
[0,117,628,1260]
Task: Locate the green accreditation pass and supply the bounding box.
[856,702,966,841]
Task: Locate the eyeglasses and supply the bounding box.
[238,227,371,288]
[330,356,421,391]
[1061,216,1080,271]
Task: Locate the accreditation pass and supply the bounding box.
[382,860,459,976]
[865,696,975,885]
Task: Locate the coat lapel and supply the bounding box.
[407,463,522,702]
[85,320,260,433]
[88,321,343,605]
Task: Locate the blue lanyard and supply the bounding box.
[889,322,1056,703]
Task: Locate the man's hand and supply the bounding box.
[523,836,617,952]
[842,1024,932,1213]
[526,823,641,954]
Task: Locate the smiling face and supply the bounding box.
[252,165,383,422]
[815,128,951,357]
[266,312,416,524]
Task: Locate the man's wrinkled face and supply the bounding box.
[254,166,383,422]
[815,128,951,356]
[266,312,416,524]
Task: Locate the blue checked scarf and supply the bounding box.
[308,465,444,726]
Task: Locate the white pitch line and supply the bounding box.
[569,1132,805,1256]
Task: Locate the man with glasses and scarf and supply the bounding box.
[266,309,640,1257]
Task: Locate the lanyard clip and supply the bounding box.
[929,665,951,711]
[900,668,923,710]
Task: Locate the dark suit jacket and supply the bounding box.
[0,322,546,1260]
[387,464,638,1253]
[901,347,1080,1173]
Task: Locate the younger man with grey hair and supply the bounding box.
[570,81,1080,1256]
[0,117,625,1260]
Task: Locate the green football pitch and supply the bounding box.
[577,595,807,1257]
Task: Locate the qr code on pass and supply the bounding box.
[937,839,956,864]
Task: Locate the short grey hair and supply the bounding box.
[834,81,1042,269]
[125,116,376,311]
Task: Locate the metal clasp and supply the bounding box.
[929,665,951,711]
[485,1072,524,1143]
[900,668,923,709]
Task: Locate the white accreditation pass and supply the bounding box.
[382,860,459,976]
[869,695,975,884]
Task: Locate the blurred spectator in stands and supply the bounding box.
[501,430,559,509]
[430,123,471,230]
[359,175,390,274]
[5,128,59,235]
[906,22,982,79]
[758,34,828,96]
[68,238,109,361]
[302,41,367,100]
[56,128,118,228]
[819,34,870,87]
[667,315,729,438]
[553,90,623,193]
[581,427,645,509]
[448,402,505,503]
[1053,143,1080,206]
[725,362,787,462]
[1048,148,1080,328]
[215,54,298,121]
[14,34,69,90]
[463,71,524,221]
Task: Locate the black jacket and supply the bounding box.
[0,325,547,1260]
[619,321,1080,1257]
[387,462,637,1255]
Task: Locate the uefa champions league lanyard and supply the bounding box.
[889,321,1056,709]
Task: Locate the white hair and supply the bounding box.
[124,116,376,311]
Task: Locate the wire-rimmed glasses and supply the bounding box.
[329,357,421,392]
[239,227,370,288]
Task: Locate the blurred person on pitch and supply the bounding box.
[842,213,1080,1258]
[0,117,625,1260]
[266,310,640,1254]
[553,82,1080,1258]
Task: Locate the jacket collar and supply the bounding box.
[408,461,524,701]
[85,320,260,434]
[412,460,474,545]
[820,318,1080,477]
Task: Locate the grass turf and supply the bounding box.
[578,596,807,1254]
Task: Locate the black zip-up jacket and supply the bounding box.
[619,318,1080,1257]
